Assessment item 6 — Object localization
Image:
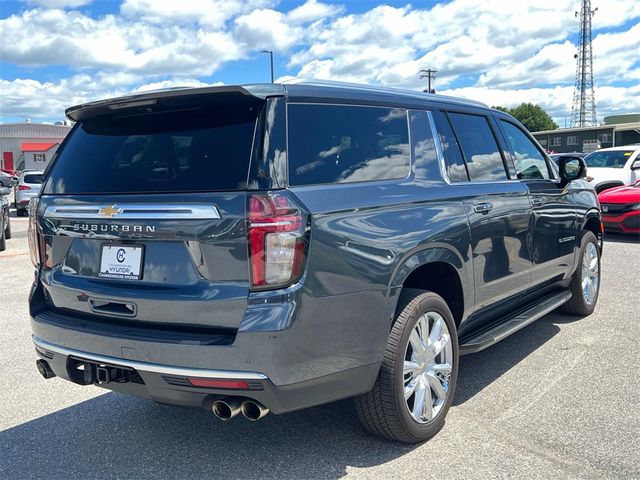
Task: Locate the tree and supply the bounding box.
[491,103,558,132]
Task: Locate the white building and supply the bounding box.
[0,122,72,172]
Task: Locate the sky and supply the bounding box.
[0,0,639,126]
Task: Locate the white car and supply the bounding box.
[15,170,44,216]
[584,145,640,193]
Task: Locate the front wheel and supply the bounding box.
[354,289,459,443]
[560,230,601,316]
[4,213,11,239]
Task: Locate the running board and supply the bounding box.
[459,291,572,356]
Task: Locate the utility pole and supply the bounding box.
[419,68,437,93]
[570,0,598,127]
[262,50,274,83]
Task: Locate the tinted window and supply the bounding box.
[432,110,468,182]
[584,150,634,169]
[448,113,507,181]
[409,111,440,181]
[44,105,258,194]
[24,174,43,184]
[288,105,410,185]
[499,120,550,180]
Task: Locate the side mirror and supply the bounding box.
[11,177,19,186]
[559,156,586,185]
[0,187,10,196]
[631,159,640,170]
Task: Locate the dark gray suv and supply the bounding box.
[28,82,602,443]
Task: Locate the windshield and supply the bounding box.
[44,99,260,194]
[584,150,634,169]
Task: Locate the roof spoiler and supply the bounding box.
[65,84,285,122]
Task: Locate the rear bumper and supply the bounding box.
[29,280,392,413]
[33,335,379,414]
[602,211,640,234]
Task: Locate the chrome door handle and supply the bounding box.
[531,196,545,207]
[473,202,493,214]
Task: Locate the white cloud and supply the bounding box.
[1,0,639,124]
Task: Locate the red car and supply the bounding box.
[598,181,640,234]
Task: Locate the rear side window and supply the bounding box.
[24,174,43,184]
[499,120,550,180]
[431,110,468,182]
[448,113,508,182]
[44,104,258,194]
[288,104,410,186]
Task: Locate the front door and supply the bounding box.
[497,119,576,287]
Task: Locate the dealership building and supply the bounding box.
[0,122,72,172]
[532,114,640,153]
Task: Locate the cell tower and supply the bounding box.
[570,0,598,127]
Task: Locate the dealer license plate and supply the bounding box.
[99,245,144,280]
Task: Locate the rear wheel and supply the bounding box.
[17,209,27,217]
[354,289,459,443]
[560,231,600,316]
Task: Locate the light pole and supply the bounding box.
[262,50,274,83]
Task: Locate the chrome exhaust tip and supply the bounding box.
[36,359,56,379]
[211,398,243,421]
[241,400,269,421]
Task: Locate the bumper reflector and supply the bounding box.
[187,378,250,390]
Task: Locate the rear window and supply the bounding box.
[44,103,258,194]
[288,104,410,186]
[447,112,508,182]
[24,174,43,184]
[585,150,634,169]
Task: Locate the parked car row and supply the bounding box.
[549,145,640,235]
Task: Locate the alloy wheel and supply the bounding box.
[403,311,453,424]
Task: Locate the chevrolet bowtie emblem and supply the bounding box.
[98,205,123,217]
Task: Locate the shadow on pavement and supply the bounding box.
[454,312,563,405]
[0,395,416,480]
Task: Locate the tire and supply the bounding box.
[4,213,11,240]
[560,231,601,316]
[0,225,6,252]
[354,289,459,443]
[18,209,27,217]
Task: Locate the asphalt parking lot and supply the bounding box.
[1,212,639,480]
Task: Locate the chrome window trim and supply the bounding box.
[427,110,452,185]
[44,204,221,220]
[33,336,268,380]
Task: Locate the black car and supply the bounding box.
[28,81,601,443]
[0,186,12,251]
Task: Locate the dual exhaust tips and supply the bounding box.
[211,397,269,421]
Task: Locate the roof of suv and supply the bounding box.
[65,80,490,122]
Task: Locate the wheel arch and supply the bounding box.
[389,246,470,329]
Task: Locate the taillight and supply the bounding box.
[248,192,308,290]
[18,185,31,191]
[27,198,41,267]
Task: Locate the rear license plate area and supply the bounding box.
[99,245,144,280]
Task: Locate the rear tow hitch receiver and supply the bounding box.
[67,357,144,386]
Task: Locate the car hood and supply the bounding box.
[587,167,632,185]
[598,183,640,203]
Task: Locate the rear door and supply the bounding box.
[496,118,577,287]
[36,91,264,330]
[433,110,533,313]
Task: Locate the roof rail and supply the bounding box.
[282,78,488,107]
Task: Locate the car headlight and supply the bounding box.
[630,203,640,211]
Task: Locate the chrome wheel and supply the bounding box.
[581,241,599,305]
[403,311,453,423]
